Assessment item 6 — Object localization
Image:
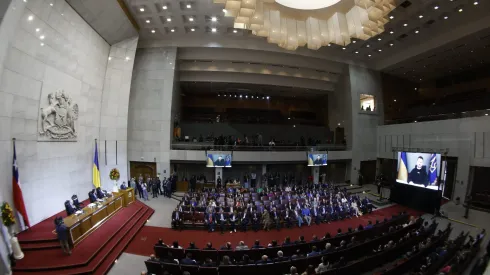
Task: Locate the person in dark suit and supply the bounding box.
[283,209,292,228]
[201,258,216,267]
[54,217,71,255]
[307,246,320,257]
[64,200,76,216]
[240,210,249,232]
[216,176,222,189]
[96,187,105,199]
[229,211,238,233]
[89,190,97,203]
[71,195,83,210]
[256,255,272,264]
[275,251,289,262]
[181,253,197,265]
[282,236,293,246]
[271,208,281,231]
[252,240,264,249]
[214,156,226,167]
[217,209,228,234]
[187,242,198,249]
[220,242,232,250]
[190,175,196,192]
[238,254,254,265]
[171,207,183,230]
[203,242,216,250]
[120,182,128,190]
[408,156,429,187]
[205,211,215,232]
[251,209,260,232]
[313,155,324,165]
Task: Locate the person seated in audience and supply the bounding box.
[221,255,232,266]
[148,254,158,262]
[311,205,321,225]
[250,209,260,232]
[346,236,357,248]
[311,235,319,243]
[120,181,128,190]
[162,251,179,264]
[291,249,304,259]
[171,241,182,249]
[235,241,249,250]
[217,208,228,234]
[181,253,197,265]
[283,236,293,246]
[307,246,319,257]
[240,209,250,232]
[289,266,299,275]
[205,211,215,232]
[252,240,264,249]
[201,257,216,267]
[256,255,272,264]
[336,228,343,236]
[271,207,281,231]
[238,254,254,265]
[156,238,167,247]
[203,242,216,250]
[171,207,183,230]
[186,242,198,250]
[302,265,316,275]
[302,205,312,226]
[229,210,238,233]
[322,243,332,255]
[96,187,105,199]
[293,208,303,228]
[275,250,289,262]
[220,242,232,250]
[322,233,331,240]
[89,189,97,203]
[336,240,346,250]
[316,256,330,273]
[284,209,292,228]
[268,240,278,247]
[357,224,364,231]
[296,235,306,244]
[331,256,346,269]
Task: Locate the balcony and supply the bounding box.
[171,142,347,151]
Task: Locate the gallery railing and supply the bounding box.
[171,142,347,151]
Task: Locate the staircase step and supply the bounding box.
[21,240,61,251]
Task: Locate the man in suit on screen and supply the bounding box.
[408,156,429,187]
[313,155,324,165]
[214,155,226,167]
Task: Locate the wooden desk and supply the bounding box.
[64,193,123,246]
[115,188,135,207]
[176,181,188,192]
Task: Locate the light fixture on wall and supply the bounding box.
[214,0,396,50]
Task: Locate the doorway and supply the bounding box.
[360,160,377,185]
[130,161,157,181]
[441,157,457,200]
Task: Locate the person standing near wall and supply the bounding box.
[55,217,71,255]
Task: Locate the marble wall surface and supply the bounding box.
[128,47,177,178]
[99,37,138,188]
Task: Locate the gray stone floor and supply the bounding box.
[107,190,490,275]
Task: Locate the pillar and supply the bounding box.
[312,166,320,184]
[215,167,223,187]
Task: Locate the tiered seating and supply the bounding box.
[145,214,427,275]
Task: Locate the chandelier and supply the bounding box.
[214,0,396,50]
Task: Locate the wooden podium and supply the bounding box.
[118,188,135,207]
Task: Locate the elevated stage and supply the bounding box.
[13,200,154,275]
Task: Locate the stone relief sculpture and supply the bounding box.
[39,89,79,140]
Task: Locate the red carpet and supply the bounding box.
[13,200,154,275]
[125,204,421,257]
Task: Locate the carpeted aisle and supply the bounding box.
[125,204,422,256]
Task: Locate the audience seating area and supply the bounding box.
[144,214,441,275]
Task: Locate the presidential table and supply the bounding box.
[63,193,123,246]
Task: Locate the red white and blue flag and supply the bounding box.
[13,143,30,230]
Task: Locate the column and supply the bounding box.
[312,166,319,184]
[261,164,267,187]
[215,167,223,187]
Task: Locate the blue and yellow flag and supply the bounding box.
[93,143,101,188]
[397,152,408,182]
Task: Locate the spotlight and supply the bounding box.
[140,8,145,12]
[186,4,191,8]
[266,96,270,100]
[211,28,217,32]
[211,17,217,22]
[162,5,167,9]
[189,17,194,22]
[245,95,248,98]
[239,95,242,98]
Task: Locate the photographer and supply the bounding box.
[55,217,71,255]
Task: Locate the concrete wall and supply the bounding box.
[170,150,352,163]
[127,47,177,178]
[377,116,490,200]
[99,37,138,188]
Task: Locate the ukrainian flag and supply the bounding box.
[397,152,408,182]
[93,143,101,188]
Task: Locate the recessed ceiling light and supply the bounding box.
[151,30,155,33]
[444,16,448,19]
[171,29,175,32]
[486,114,488,116]
[368,54,372,57]
[167,18,171,22]
[366,44,370,47]
[394,99,396,102]
[40,43,44,46]
[403,23,408,27]
[415,30,419,34]
[162,5,167,9]
[211,17,217,22]
[473,1,478,5]
[378,49,382,52]
[186,4,191,8]
[389,43,394,46]
[389,31,394,34]
[352,40,356,43]
[233,29,237,33]
[327,44,331,46]
[146,20,150,23]
[40,35,45,40]
[125,57,130,61]
[108,57,112,61]
[50,3,53,6]
[140,8,145,12]
[378,38,382,41]
[419,15,423,18]
[434,5,439,10]
[389,15,394,19]
[191,28,195,31]
[189,17,194,21]
[36,28,40,32]
[28,15,34,21]
[211,28,217,32]
[223,9,227,12]
[342,47,346,50]
[458,8,463,12]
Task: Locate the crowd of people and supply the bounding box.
[172,184,376,233]
[129,174,177,201]
[144,214,431,275]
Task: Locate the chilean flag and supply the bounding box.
[13,143,30,229]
